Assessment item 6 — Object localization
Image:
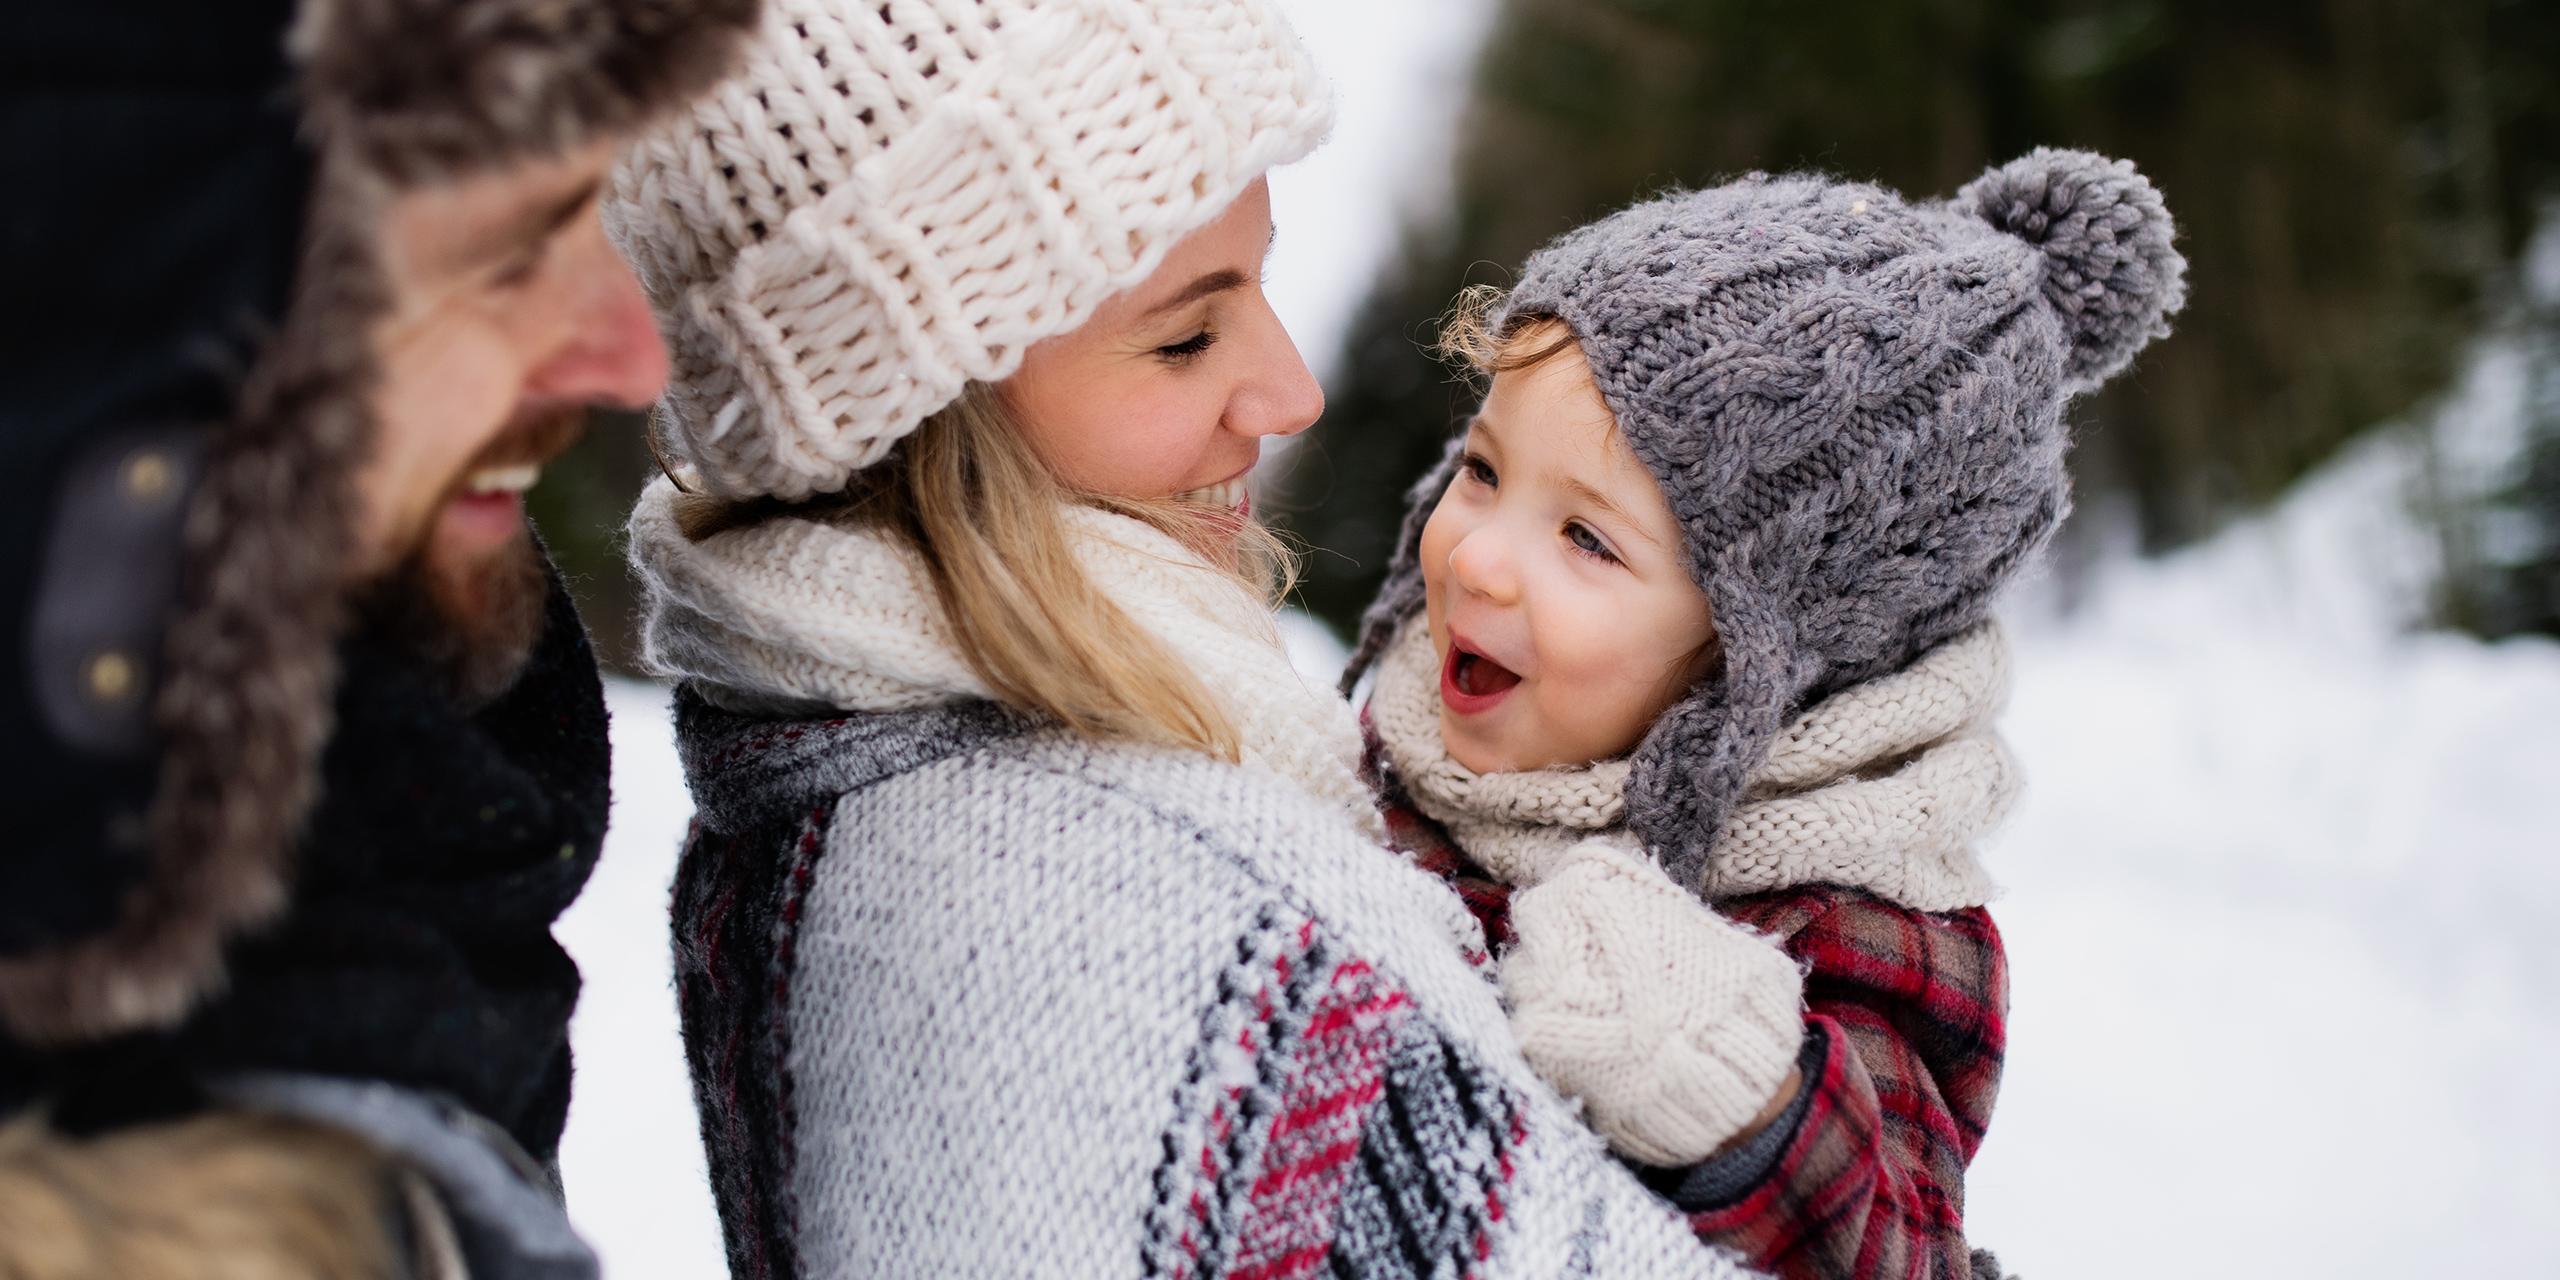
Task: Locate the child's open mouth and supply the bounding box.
[1440,639,1522,715]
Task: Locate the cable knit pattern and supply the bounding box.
[633,504,1772,1278]
[1503,839,1806,1167]
[604,0,1334,499]
[1370,617,2012,913]
[628,477,1383,841]
[1346,150,2184,891]
[1366,616,2014,1176]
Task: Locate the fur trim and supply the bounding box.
[294,0,762,186]
[0,0,757,1043]
[0,166,377,1043]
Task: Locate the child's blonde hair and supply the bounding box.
[1430,283,1725,686]
[669,386,1296,764]
[1437,283,1577,378]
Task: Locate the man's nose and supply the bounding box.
[527,219,670,411]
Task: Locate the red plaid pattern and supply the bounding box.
[1364,734,2008,1280]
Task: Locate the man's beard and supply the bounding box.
[354,411,583,708]
[359,527,550,709]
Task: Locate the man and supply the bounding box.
[0,0,757,1274]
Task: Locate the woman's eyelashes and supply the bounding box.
[1154,327,1219,364]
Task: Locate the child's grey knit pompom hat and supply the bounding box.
[1345,148,2187,890]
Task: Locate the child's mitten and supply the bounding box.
[1503,837,1805,1166]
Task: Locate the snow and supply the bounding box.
[557,7,2560,1276]
[556,681,726,1280]
[1262,0,1495,390]
[1965,323,2560,1276]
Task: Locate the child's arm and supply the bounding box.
[1650,890,2009,1280]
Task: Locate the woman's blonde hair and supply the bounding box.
[670,385,1297,763]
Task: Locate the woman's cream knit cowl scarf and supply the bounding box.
[626,477,1383,841]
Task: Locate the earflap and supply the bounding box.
[1623,570,1814,891]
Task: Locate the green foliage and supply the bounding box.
[1275,0,2560,636]
[527,411,655,673]
[2457,280,2560,638]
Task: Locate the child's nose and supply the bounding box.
[1446,528,1521,605]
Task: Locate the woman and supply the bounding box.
[611,2,1765,1276]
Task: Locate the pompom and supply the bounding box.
[1958,148,2188,392]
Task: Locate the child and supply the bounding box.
[1344,149,2186,1278]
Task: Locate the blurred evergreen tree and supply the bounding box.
[2466,267,2560,638]
[1276,0,2560,636]
[528,411,654,673]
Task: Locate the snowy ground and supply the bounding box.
[1966,370,2560,1272]
[558,7,2560,1276]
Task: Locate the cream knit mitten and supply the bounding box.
[1503,838,1806,1167]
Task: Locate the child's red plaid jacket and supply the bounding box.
[1369,738,2009,1280]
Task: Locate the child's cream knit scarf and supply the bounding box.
[627,478,1382,840]
[1368,616,2015,912]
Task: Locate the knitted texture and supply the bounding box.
[636,512,1770,1276]
[1347,149,2183,884]
[605,0,1334,499]
[1504,839,1806,1167]
[668,707,1768,1279]
[1369,617,2013,912]
[627,478,1383,840]
[1370,790,2014,1276]
[1,570,611,1166]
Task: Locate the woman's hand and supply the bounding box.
[1502,837,1807,1167]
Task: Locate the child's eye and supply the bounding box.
[1459,451,1497,487]
[1155,329,1219,364]
[1564,520,1620,565]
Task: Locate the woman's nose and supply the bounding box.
[1226,305,1325,440]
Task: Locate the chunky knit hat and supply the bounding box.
[606,0,1334,500]
[1347,149,2187,890]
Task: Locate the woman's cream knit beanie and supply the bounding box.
[604,0,1334,500]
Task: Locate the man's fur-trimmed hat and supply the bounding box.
[0,0,757,1044]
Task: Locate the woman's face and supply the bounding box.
[998,179,1322,512]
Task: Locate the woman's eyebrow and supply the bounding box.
[1140,268,1251,319]
[1138,226,1276,319]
